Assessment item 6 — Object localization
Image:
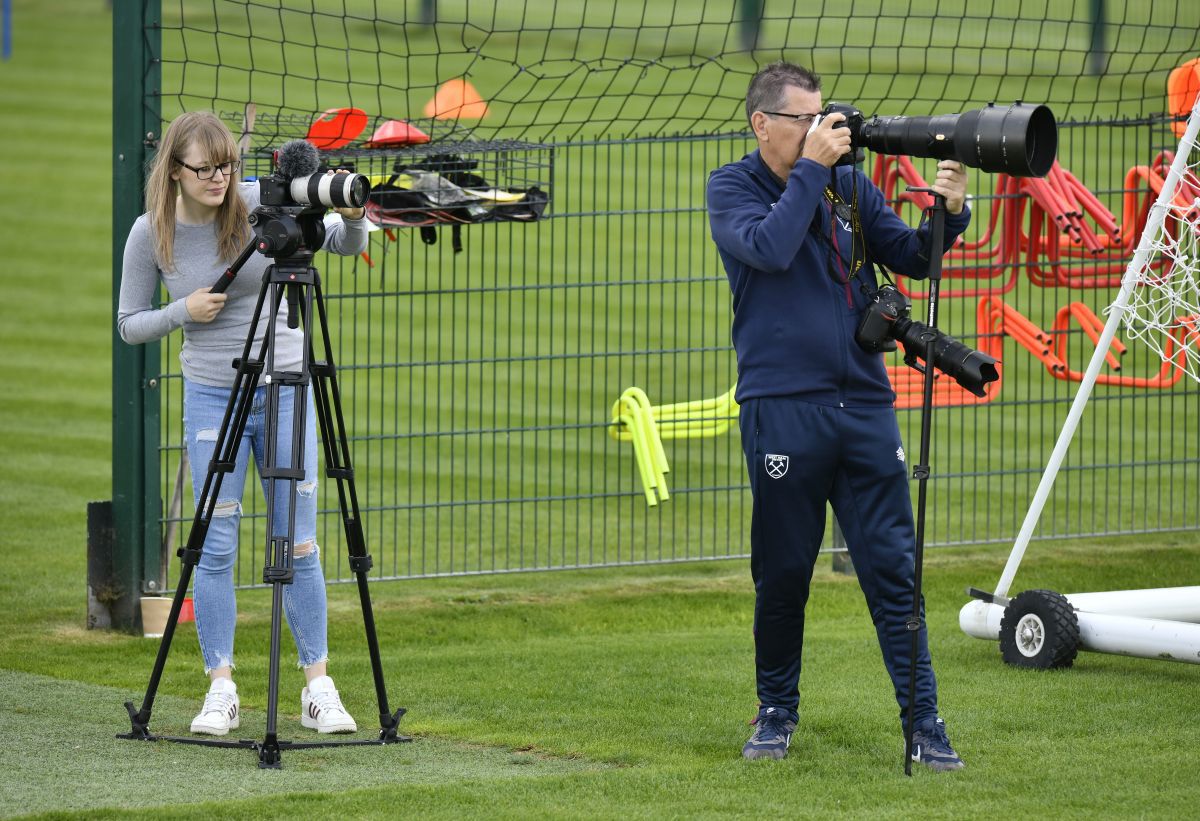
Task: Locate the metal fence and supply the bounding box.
[148,121,1200,590]
[108,2,1200,601]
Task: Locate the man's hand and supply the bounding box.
[329,169,366,220]
[185,287,227,323]
[800,113,853,168]
[931,160,968,215]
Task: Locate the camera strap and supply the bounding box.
[810,171,908,305]
[812,170,871,299]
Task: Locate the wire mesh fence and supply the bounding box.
[151,123,1200,589]
[128,1,1200,589]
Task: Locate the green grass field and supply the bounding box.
[2,1,1200,817]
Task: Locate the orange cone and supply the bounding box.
[423,78,489,120]
[1167,58,1200,138]
[365,119,431,147]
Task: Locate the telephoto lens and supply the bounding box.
[854,287,1000,397]
[288,171,371,210]
[858,102,1057,178]
[894,319,999,397]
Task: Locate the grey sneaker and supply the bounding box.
[910,717,965,771]
[742,706,797,760]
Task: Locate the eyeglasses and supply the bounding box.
[763,111,822,126]
[176,159,241,180]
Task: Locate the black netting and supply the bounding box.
[160,0,1200,143]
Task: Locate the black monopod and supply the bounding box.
[874,103,1057,775]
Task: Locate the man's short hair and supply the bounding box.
[745,62,822,125]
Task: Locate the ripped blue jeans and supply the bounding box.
[183,378,328,673]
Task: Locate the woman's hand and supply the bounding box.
[329,169,366,220]
[185,287,227,323]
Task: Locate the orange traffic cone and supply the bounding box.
[423,78,489,120]
[365,119,431,147]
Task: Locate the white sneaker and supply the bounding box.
[190,677,240,736]
[301,675,358,733]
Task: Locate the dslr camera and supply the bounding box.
[855,285,998,397]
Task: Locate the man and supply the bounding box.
[706,62,968,771]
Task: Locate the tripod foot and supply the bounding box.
[258,739,283,769]
[118,700,155,741]
[379,707,412,743]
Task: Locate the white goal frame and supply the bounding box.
[960,94,1200,666]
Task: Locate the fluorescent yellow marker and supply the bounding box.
[609,384,741,506]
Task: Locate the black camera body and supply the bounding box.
[821,102,868,167]
[855,285,999,397]
[256,175,308,210]
[855,284,907,353]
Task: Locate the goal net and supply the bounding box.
[1118,103,1200,383]
[158,0,1195,142]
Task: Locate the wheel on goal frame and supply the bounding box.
[999,589,1081,669]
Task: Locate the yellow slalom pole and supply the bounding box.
[609,384,743,506]
[612,405,661,506]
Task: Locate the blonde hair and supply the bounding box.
[145,111,249,272]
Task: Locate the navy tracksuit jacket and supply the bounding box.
[707,150,970,728]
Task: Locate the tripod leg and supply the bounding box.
[121,318,268,739]
[307,273,409,741]
[120,566,197,739]
[257,275,308,767]
[258,574,287,769]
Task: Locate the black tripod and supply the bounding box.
[120,225,409,768]
[902,189,946,776]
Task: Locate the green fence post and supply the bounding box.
[739,0,765,51]
[1088,0,1107,75]
[109,0,162,631]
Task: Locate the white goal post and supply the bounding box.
[960,93,1200,667]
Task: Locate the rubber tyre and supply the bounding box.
[999,589,1080,669]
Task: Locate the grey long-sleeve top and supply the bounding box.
[118,182,369,387]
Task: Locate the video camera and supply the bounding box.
[250,139,370,260]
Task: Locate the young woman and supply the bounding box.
[118,111,369,736]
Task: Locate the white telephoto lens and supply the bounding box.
[289,172,366,208]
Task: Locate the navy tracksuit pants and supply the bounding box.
[739,395,938,730]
